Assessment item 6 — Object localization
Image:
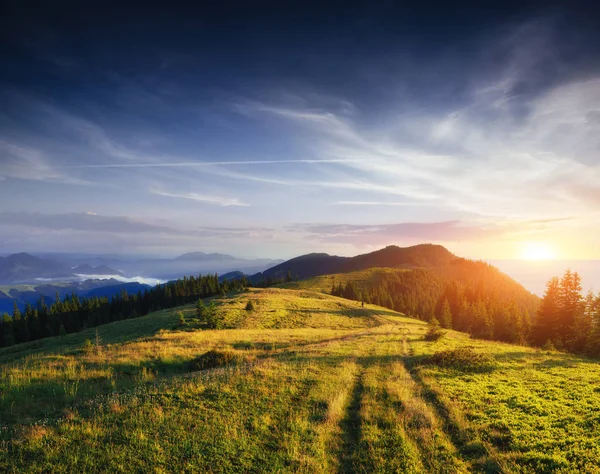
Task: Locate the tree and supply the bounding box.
[1,313,15,347]
[245,300,254,311]
[196,299,208,319]
[559,270,583,350]
[440,299,453,328]
[205,302,222,329]
[424,317,445,341]
[532,277,561,346]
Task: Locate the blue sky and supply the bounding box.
[1,2,599,259]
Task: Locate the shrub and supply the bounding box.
[205,302,224,329]
[82,339,93,354]
[196,299,208,319]
[427,347,496,373]
[542,339,556,351]
[178,311,186,326]
[188,349,247,371]
[245,300,255,311]
[424,317,445,341]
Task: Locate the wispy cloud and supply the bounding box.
[152,190,249,207]
[0,140,89,184]
[289,221,501,246]
[332,201,433,207]
[64,159,359,169]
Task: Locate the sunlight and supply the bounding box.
[520,242,556,260]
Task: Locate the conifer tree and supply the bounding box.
[440,299,453,328]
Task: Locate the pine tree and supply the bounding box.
[440,299,453,329]
[532,277,561,346]
[1,313,15,347]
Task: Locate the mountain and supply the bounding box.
[174,252,236,262]
[0,253,72,284]
[84,282,151,298]
[218,271,248,282]
[0,252,282,285]
[72,264,122,275]
[251,244,455,282]
[0,279,152,314]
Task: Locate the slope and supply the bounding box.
[1,287,598,473]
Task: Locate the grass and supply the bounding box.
[1,286,599,473]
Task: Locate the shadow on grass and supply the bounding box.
[339,369,365,474]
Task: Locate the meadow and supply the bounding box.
[1,287,599,473]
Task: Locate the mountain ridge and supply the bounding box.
[251,244,456,282]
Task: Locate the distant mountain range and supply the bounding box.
[0,280,152,314]
[0,252,282,285]
[0,250,282,314]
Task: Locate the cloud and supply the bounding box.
[0,140,88,184]
[0,212,277,237]
[64,159,359,169]
[331,201,434,207]
[289,216,578,248]
[73,274,166,286]
[226,20,600,221]
[0,212,181,234]
[152,189,249,207]
[0,212,277,254]
[290,221,501,246]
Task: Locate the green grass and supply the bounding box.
[1,287,599,473]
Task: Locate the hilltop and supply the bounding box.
[251,244,455,282]
[1,286,599,473]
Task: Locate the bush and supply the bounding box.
[82,338,94,354]
[178,311,186,326]
[196,299,208,319]
[542,339,556,351]
[427,347,496,373]
[424,317,445,341]
[188,349,247,371]
[245,300,254,311]
[205,302,223,329]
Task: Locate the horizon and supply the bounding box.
[2,244,600,297]
[1,2,600,260]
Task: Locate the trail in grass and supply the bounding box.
[338,367,364,474]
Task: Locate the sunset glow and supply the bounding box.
[521,242,556,261]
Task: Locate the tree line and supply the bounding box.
[0,274,248,348]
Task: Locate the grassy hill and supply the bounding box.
[1,287,598,473]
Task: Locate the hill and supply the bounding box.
[251,244,456,283]
[1,287,599,473]
[280,256,539,345]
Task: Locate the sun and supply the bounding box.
[520,242,555,260]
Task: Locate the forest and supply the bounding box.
[0,274,248,348]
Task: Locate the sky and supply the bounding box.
[1,1,600,260]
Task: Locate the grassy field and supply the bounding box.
[1,287,599,473]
